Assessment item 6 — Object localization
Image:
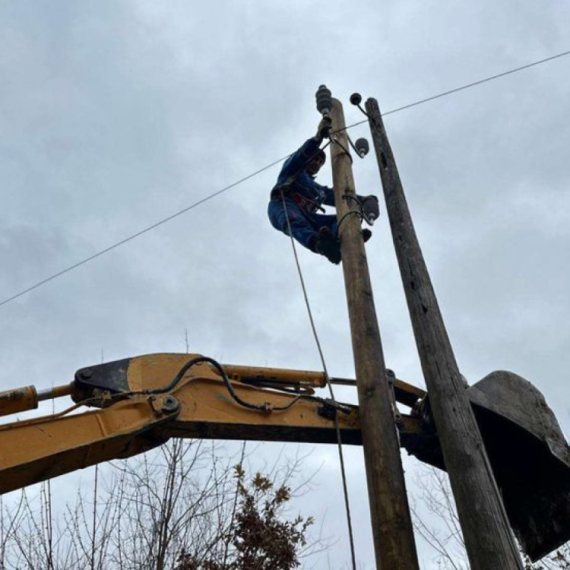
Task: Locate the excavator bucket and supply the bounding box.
[468,371,570,561]
[407,371,570,561]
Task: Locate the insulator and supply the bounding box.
[355,138,369,157]
[315,85,332,116]
[350,93,362,106]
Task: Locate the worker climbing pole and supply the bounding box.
[320,85,421,570]
[267,86,379,264]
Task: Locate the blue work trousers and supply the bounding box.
[268,198,338,252]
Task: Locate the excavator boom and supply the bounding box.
[2,352,570,561]
[0,353,426,495]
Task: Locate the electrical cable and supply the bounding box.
[342,48,570,131]
[279,189,358,570]
[0,154,290,309]
[1,48,569,309]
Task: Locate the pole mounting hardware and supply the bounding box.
[350,92,370,119]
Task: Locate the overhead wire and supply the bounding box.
[1,48,569,309]
[343,48,570,131]
[0,154,290,309]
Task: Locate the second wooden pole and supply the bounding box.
[365,96,523,570]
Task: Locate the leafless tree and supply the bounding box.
[410,464,570,570]
[0,440,319,570]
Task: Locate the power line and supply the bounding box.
[344,48,570,130]
[0,154,290,308]
[2,48,569,309]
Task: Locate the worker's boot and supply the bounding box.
[315,227,341,264]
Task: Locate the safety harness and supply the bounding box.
[270,175,326,215]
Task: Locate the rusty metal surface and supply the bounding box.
[0,386,38,417]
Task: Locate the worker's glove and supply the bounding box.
[315,116,332,142]
[361,195,380,225]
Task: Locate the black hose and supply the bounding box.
[148,356,302,413]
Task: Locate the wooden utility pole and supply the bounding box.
[365,97,523,570]
[329,97,420,570]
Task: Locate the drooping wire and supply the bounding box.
[1,48,569,310]
[279,189,358,570]
[342,48,570,131]
[0,153,291,309]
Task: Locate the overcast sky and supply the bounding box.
[1,2,570,568]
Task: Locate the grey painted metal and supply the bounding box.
[365,97,524,570]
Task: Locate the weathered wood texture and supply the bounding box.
[365,97,523,570]
[330,98,420,570]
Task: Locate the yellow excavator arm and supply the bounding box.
[0,353,427,495]
[3,352,570,561]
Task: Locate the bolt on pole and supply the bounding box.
[328,96,420,570]
[364,97,523,570]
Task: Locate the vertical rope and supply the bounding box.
[280,190,357,570]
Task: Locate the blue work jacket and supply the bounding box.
[270,138,335,211]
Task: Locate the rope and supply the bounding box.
[279,189,358,570]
